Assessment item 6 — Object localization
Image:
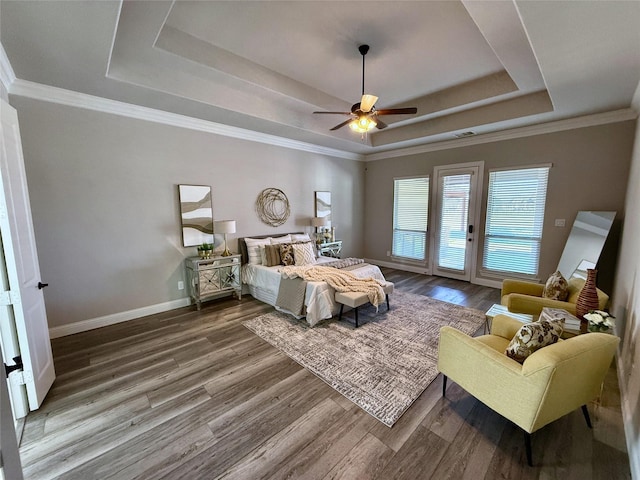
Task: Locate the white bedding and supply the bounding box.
[241,256,386,326]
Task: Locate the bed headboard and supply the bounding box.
[238,232,305,264]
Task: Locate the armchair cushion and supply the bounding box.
[505,319,564,363]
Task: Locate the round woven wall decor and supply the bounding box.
[256,188,290,227]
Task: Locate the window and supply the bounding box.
[392,176,429,261]
[483,166,550,275]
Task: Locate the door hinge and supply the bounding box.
[4,355,23,379]
[0,290,20,306]
[8,369,31,387]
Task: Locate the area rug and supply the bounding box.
[243,291,485,427]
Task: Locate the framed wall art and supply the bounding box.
[315,191,331,226]
[178,184,214,247]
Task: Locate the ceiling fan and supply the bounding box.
[313,44,418,133]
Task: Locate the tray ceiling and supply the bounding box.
[1,1,639,156]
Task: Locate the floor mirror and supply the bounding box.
[557,211,616,280]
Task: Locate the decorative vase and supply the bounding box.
[576,269,600,319]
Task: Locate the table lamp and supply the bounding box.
[215,220,236,257]
[311,217,329,243]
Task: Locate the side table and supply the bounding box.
[484,304,535,334]
[185,254,241,310]
[317,240,342,258]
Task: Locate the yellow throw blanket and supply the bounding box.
[280,265,386,308]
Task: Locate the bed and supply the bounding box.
[239,233,387,326]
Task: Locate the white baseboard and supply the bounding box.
[364,258,430,275]
[48,297,192,338]
[470,276,503,289]
[366,258,503,290]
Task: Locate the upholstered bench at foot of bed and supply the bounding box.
[335,281,394,328]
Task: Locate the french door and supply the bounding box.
[431,162,483,281]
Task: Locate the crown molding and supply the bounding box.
[7,77,637,163]
[365,108,638,161]
[8,78,364,161]
[0,42,16,94]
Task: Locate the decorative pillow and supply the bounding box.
[271,234,292,245]
[244,237,271,265]
[505,319,564,363]
[279,243,296,266]
[262,244,282,267]
[542,271,569,301]
[291,233,311,242]
[293,242,317,266]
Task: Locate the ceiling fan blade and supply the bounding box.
[360,94,378,113]
[375,107,418,115]
[330,118,355,131]
[375,119,388,130]
[313,111,352,115]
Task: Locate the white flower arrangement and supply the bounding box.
[583,310,615,332]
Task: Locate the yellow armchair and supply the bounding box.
[501,277,609,316]
[437,314,619,465]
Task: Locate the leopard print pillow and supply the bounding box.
[279,243,295,266]
[505,319,564,363]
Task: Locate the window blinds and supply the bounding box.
[392,177,429,261]
[483,166,550,275]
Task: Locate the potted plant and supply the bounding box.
[584,310,615,333]
[198,243,213,259]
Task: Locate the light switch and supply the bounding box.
[554,219,566,227]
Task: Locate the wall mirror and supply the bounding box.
[315,191,331,226]
[178,184,214,247]
[557,211,616,280]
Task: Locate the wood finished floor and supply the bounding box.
[19,269,631,479]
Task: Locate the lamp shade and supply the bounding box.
[311,217,329,227]
[215,220,236,234]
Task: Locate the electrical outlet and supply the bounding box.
[386,251,391,257]
[178,280,184,290]
[554,219,566,227]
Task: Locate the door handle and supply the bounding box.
[37,282,49,289]
[468,225,474,234]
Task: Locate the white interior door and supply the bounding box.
[0,99,55,414]
[1,348,24,480]
[431,162,483,281]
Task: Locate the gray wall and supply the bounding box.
[12,96,365,329]
[364,121,637,292]
[611,93,640,477]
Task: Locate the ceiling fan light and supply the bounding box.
[349,116,377,133]
[360,94,378,113]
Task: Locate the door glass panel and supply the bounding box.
[437,174,471,271]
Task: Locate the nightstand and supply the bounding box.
[185,254,241,310]
[317,240,342,258]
